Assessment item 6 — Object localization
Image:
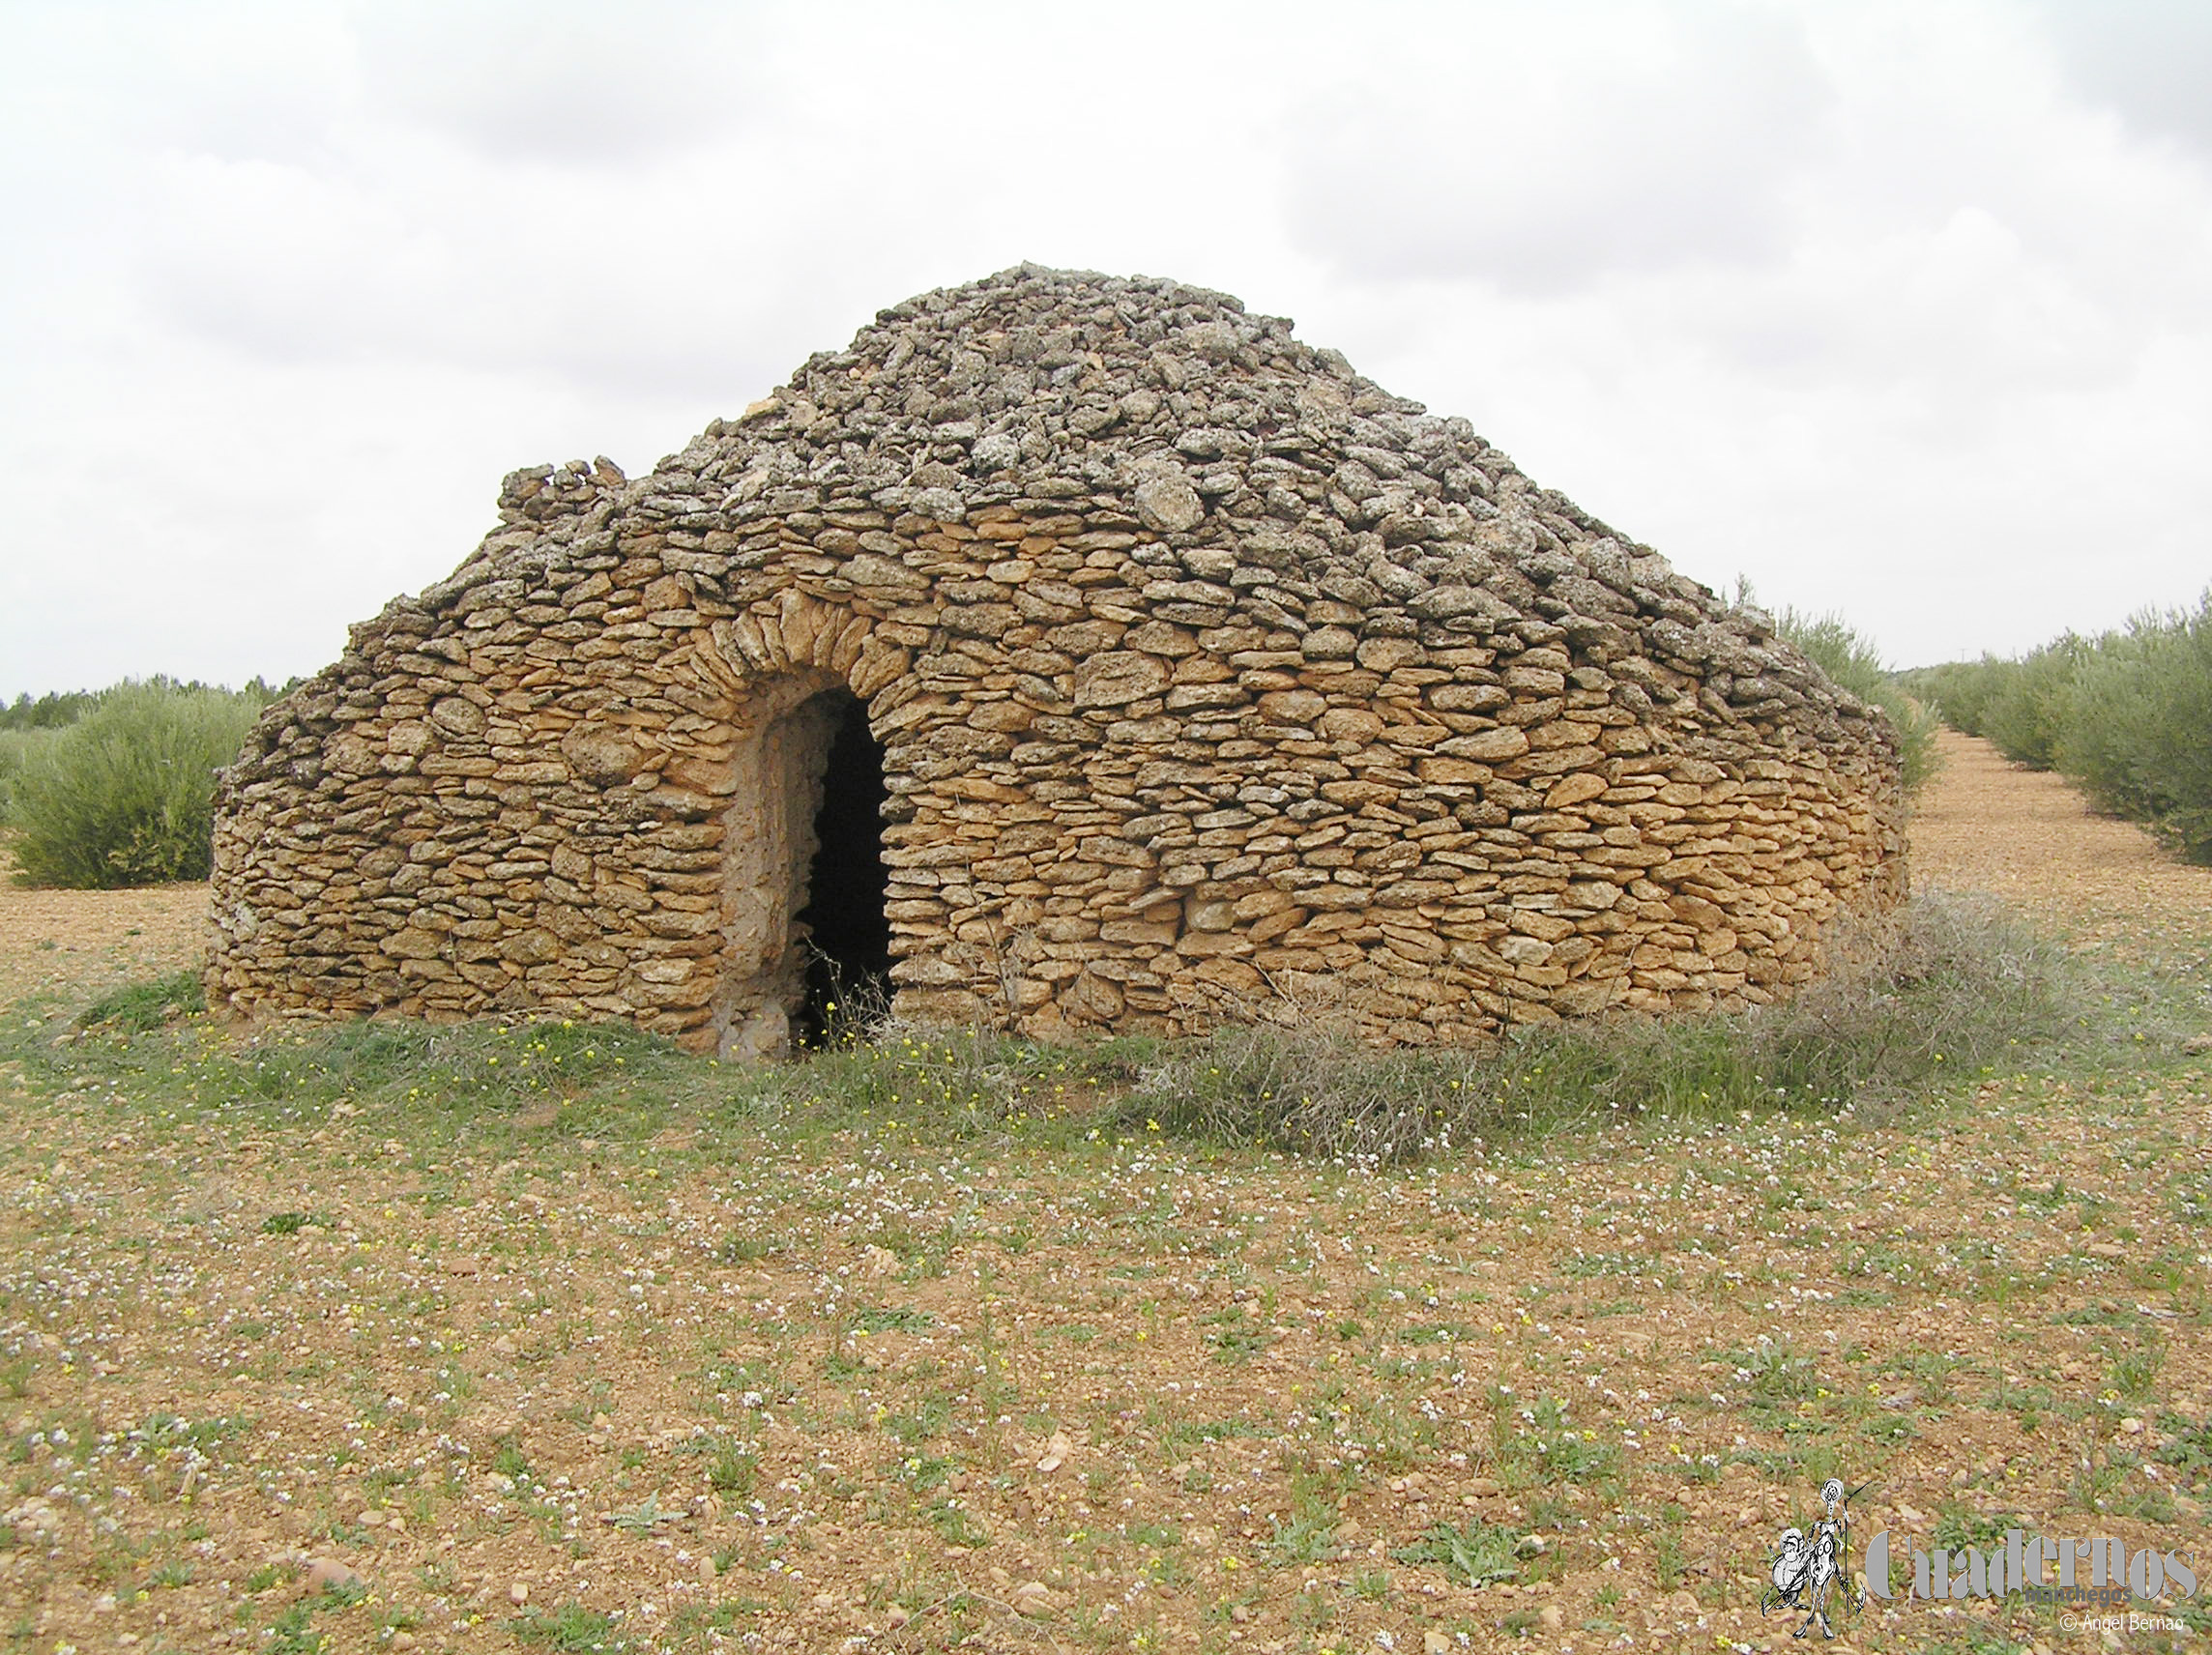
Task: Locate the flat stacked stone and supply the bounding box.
[207,265,1905,1053]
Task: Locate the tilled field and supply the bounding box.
[1,734,2208,1655]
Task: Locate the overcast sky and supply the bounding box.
[4,0,2209,700]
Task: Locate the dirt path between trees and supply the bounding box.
[1911,729,2212,951]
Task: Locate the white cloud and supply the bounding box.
[1283,0,1837,291]
[3,0,2211,697]
[2026,0,2212,159]
[349,0,771,166]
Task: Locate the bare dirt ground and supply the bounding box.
[0,857,205,1009]
[0,740,2207,1655]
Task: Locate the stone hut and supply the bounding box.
[208,266,1905,1056]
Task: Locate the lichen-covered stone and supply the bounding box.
[208,265,1905,1054]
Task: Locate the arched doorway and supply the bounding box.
[792,689,892,1044]
[713,679,893,1060]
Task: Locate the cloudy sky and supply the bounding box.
[4,0,2208,700]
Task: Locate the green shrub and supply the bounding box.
[1897,656,2015,739]
[76,970,206,1032]
[1979,637,2085,770]
[2055,596,2212,862]
[1776,609,1941,796]
[0,727,61,817]
[509,1603,630,1651]
[5,680,268,888]
[1390,1520,1521,1586]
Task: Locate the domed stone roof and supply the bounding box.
[211,265,1904,1054]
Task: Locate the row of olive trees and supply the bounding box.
[1903,593,2212,863]
[0,680,275,887]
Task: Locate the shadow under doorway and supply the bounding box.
[793,690,893,1046]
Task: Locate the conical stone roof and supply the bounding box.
[211,265,1906,1053]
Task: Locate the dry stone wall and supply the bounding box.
[209,266,1906,1054]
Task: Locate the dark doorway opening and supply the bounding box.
[794,690,892,1046]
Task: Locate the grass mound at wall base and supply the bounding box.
[1116,890,2117,1163]
[9,892,2157,1172]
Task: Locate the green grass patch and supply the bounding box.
[77,970,205,1033]
[1391,1519,1520,1587]
[847,1306,934,1334]
[510,1602,629,1651]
